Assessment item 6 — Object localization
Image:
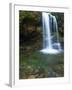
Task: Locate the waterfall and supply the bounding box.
[42,13,52,49]
[52,16,61,51]
[40,12,61,54]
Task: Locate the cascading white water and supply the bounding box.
[40,12,61,54]
[42,13,52,49]
[52,16,61,51]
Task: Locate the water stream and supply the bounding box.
[40,12,61,54]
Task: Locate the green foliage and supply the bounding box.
[19,11,41,25]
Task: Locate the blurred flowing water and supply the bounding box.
[40,12,62,54]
